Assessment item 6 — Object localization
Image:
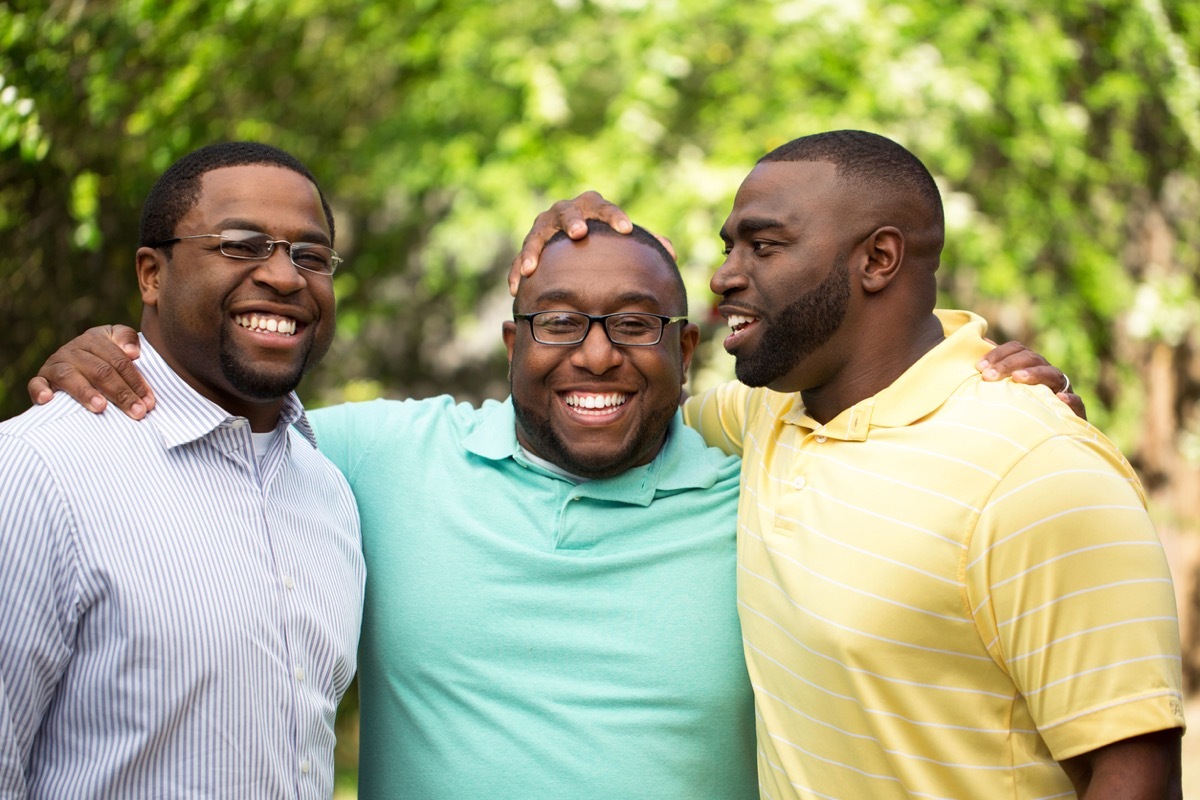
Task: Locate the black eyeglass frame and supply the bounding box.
[513,311,689,347]
[150,230,343,275]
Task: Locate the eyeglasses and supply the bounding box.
[514,311,688,346]
[151,229,343,275]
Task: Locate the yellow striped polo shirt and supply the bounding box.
[683,310,1184,799]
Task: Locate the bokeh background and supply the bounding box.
[3,0,1199,794]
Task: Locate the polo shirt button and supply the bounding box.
[792,476,807,490]
[814,434,827,443]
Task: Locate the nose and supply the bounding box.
[709,252,746,298]
[569,318,624,374]
[251,245,307,295]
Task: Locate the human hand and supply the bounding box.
[27,324,155,419]
[976,340,1086,419]
[508,191,675,295]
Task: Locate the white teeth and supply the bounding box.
[235,314,297,335]
[565,393,628,411]
[727,314,757,332]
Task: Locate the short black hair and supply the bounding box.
[759,130,944,233]
[544,220,688,312]
[139,142,335,250]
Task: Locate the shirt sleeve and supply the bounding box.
[0,434,80,791]
[681,381,754,458]
[965,432,1185,761]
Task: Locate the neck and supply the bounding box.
[801,312,944,425]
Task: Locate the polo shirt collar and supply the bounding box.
[462,397,724,505]
[137,334,316,450]
[783,310,991,441]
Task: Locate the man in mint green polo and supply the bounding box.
[311,221,754,799]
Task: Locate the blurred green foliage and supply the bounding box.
[4,0,1200,787]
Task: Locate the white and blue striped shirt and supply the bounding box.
[0,336,365,799]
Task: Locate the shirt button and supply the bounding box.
[792,476,807,490]
[230,419,247,430]
[300,759,311,774]
[282,575,295,590]
[814,434,827,443]
[295,666,306,682]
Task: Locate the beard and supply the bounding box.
[218,325,315,401]
[733,258,850,388]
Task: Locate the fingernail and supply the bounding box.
[568,222,586,235]
[89,396,105,412]
[983,368,999,380]
[975,359,988,370]
[616,220,632,233]
[522,258,534,271]
[132,402,146,418]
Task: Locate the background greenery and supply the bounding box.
[4,0,1199,790]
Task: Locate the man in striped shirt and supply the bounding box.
[514,131,1185,798]
[0,142,365,798]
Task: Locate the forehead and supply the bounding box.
[521,234,681,311]
[723,160,842,234]
[184,165,329,239]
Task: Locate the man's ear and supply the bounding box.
[860,226,904,294]
[678,322,700,383]
[136,246,165,306]
[502,321,517,363]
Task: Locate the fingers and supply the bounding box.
[1059,392,1088,421]
[29,325,155,419]
[975,340,1049,381]
[976,341,1088,421]
[507,191,633,295]
[27,377,59,408]
[654,233,677,260]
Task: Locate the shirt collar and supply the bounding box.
[783,309,993,440]
[137,334,317,450]
[462,396,726,505]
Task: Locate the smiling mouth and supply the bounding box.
[726,314,758,333]
[234,313,298,336]
[563,392,629,416]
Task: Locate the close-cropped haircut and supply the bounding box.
[759,130,944,233]
[139,141,335,251]
[543,220,688,312]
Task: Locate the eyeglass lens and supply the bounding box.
[218,230,337,274]
[530,312,666,345]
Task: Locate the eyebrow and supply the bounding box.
[719,216,788,242]
[214,218,331,246]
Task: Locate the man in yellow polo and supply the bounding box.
[518,130,1184,798]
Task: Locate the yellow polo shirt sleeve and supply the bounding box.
[682,380,755,458]
[965,432,1185,760]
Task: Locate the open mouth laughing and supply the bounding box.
[562,391,629,418]
[722,312,760,351]
[234,313,299,336]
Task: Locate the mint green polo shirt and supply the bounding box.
[310,396,754,800]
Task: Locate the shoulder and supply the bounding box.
[309,394,489,442]
[948,376,1138,482]
[659,414,743,495]
[0,393,149,467]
